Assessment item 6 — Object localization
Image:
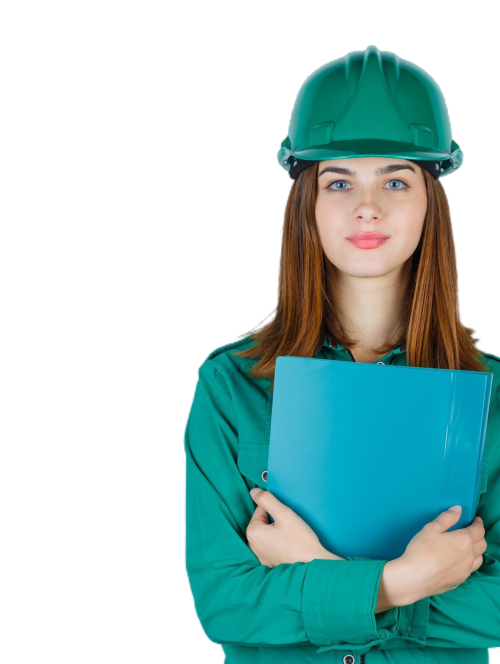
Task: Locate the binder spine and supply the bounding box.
[435,372,458,520]
[436,372,492,525]
[471,377,493,512]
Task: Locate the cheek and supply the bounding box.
[316,215,337,254]
[315,196,346,241]
[317,229,339,259]
[382,221,424,269]
[399,207,426,247]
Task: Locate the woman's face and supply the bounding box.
[315,157,428,278]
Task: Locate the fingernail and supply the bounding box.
[449,505,461,512]
[250,488,260,498]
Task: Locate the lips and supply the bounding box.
[347,235,389,249]
[347,231,388,240]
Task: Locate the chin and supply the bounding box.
[336,260,393,278]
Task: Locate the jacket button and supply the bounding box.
[343,656,356,664]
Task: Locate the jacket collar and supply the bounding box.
[322,333,407,355]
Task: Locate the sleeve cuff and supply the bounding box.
[381,597,431,649]
[302,557,401,652]
[345,555,431,651]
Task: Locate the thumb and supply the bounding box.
[247,504,272,528]
[434,504,462,532]
[249,487,287,521]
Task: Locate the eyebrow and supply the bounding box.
[318,163,416,177]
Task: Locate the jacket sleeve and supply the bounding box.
[184,360,406,654]
[346,422,500,652]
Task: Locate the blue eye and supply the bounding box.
[327,178,409,192]
[384,179,408,190]
[327,180,352,191]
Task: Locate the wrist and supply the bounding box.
[379,557,420,609]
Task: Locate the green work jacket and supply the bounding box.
[184,334,500,664]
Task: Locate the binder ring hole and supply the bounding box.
[262,470,268,482]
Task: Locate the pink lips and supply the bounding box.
[347,232,389,249]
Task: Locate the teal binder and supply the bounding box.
[266,357,493,560]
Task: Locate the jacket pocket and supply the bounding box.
[237,443,270,491]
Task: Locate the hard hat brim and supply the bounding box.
[278,138,462,178]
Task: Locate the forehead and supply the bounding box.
[318,157,414,170]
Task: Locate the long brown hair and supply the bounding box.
[234,161,488,379]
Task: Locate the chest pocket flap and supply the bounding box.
[237,443,270,491]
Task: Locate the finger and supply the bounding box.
[464,516,486,542]
[471,554,484,573]
[473,537,488,558]
[248,505,271,528]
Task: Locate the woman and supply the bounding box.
[184,46,500,664]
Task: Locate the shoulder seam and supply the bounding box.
[199,358,239,432]
[205,336,252,361]
[197,358,227,383]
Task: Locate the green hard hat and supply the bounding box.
[278,45,462,178]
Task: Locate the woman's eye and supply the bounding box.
[327,180,352,191]
[384,179,408,190]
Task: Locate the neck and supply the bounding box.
[326,259,411,352]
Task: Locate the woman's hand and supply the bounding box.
[387,505,487,605]
[247,487,343,567]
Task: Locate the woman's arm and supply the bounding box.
[329,382,500,656]
[245,484,417,612]
[184,360,424,655]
